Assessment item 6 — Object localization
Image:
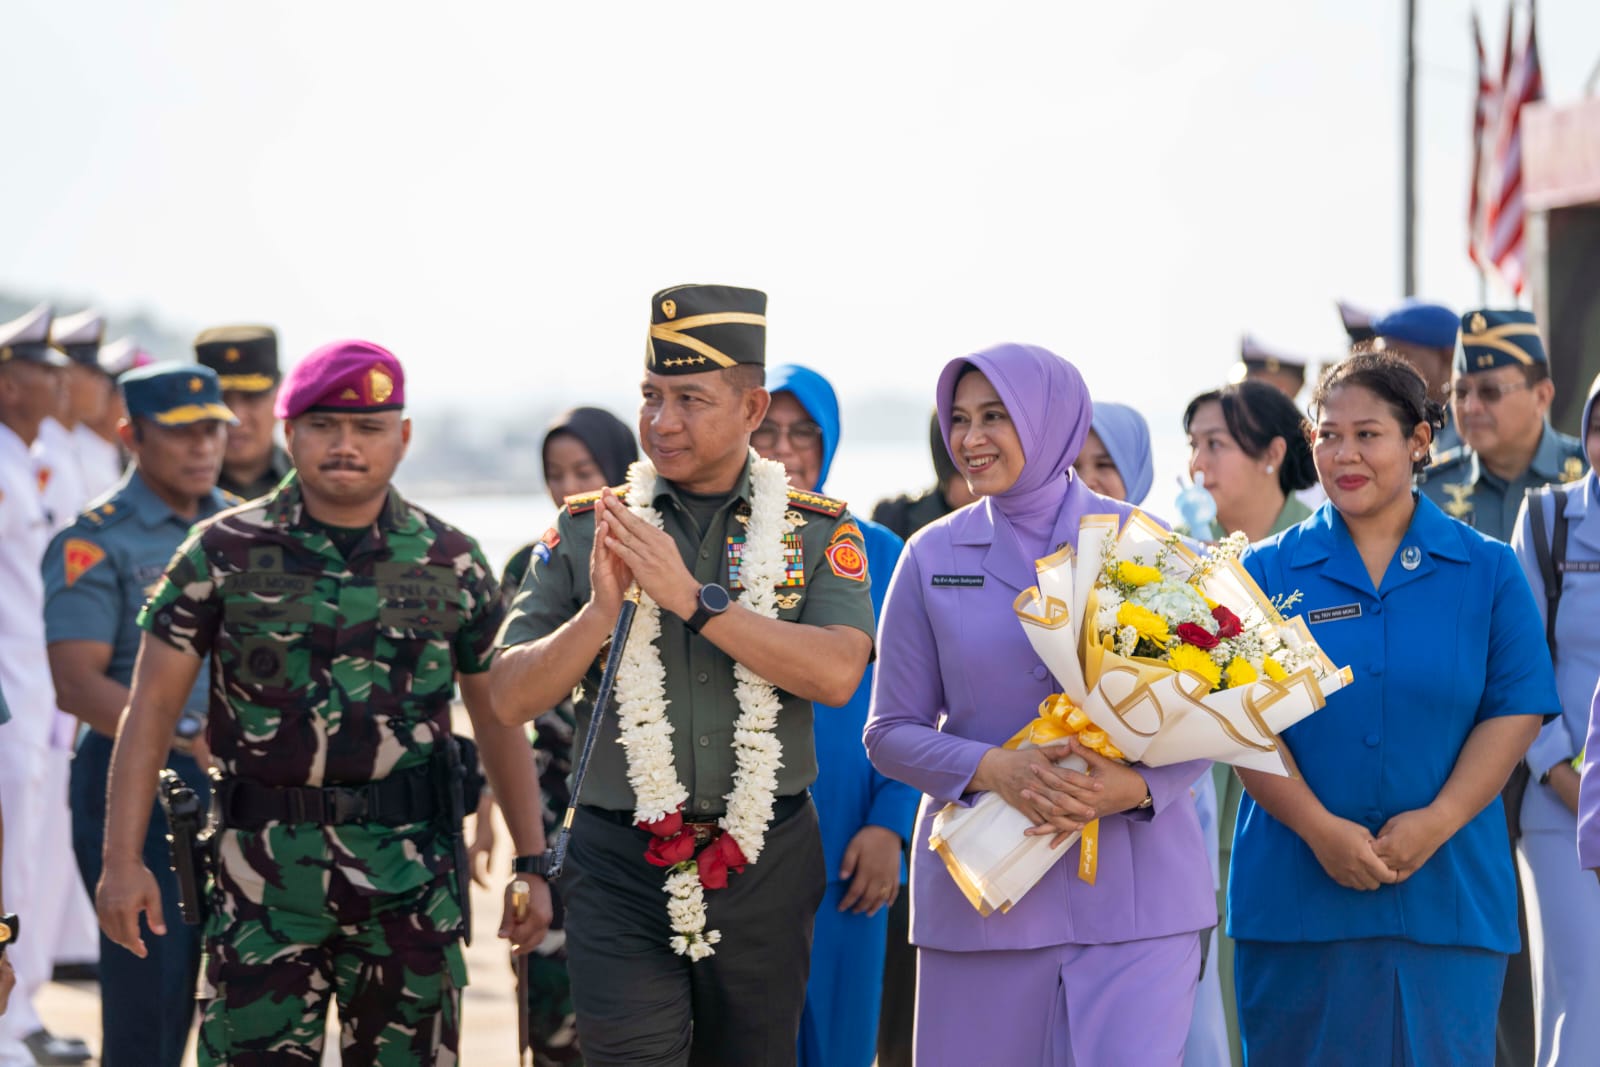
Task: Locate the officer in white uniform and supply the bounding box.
[0,304,92,1065]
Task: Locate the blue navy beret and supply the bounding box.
[1372,301,1458,350]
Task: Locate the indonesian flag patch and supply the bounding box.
[825,539,867,582]
[64,538,107,587]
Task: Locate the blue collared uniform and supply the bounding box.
[1230,495,1560,1065]
[41,363,235,1067]
[1506,371,1600,1066]
[766,364,920,1067]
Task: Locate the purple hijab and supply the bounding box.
[935,343,1094,555]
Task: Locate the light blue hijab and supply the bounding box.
[1090,401,1154,505]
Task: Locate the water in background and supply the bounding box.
[412,426,1193,575]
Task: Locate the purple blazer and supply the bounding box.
[865,478,1215,952]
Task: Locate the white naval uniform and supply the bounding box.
[0,423,91,1059]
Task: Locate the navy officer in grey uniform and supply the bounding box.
[1421,309,1587,543]
[42,362,237,1066]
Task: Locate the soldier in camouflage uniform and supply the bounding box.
[97,340,552,1066]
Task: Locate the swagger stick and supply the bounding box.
[511,880,532,1065]
[543,587,640,880]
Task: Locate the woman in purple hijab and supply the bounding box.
[865,344,1214,1066]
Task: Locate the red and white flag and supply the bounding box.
[1467,12,1495,267]
[1485,2,1543,295]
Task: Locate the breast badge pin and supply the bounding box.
[1400,546,1421,571]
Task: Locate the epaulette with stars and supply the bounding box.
[785,487,847,518]
[566,485,630,517]
[77,499,128,529]
[1423,446,1467,478]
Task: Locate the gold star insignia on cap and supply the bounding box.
[224,346,241,363]
[662,299,677,319]
[1469,312,1486,334]
[189,377,202,392]
[369,366,394,404]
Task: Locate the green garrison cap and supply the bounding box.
[1456,309,1546,374]
[646,284,767,374]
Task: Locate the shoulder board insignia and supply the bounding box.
[565,485,628,517]
[63,537,107,587]
[786,488,847,517]
[1426,446,1465,472]
[221,490,245,506]
[1562,455,1586,483]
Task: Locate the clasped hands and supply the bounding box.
[589,491,700,622]
[975,738,1149,849]
[1306,806,1454,891]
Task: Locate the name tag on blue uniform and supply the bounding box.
[931,575,985,587]
[1557,561,1600,573]
[1307,603,1362,624]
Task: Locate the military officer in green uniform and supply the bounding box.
[1420,309,1587,542]
[96,339,552,1065]
[194,325,294,500]
[491,284,875,1067]
[43,363,236,1065]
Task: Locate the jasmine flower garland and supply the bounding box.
[612,450,790,960]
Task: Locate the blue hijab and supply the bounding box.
[1090,401,1155,505]
[766,364,841,492]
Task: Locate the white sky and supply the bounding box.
[4,0,1596,429]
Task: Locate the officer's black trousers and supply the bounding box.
[562,799,825,1067]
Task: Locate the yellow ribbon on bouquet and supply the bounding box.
[1003,694,1126,885]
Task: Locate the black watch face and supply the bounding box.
[701,583,731,613]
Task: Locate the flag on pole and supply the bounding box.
[1467,12,1495,268]
[1485,2,1543,295]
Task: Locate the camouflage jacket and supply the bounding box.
[139,472,503,892]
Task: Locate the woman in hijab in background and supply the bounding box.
[1074,400,1231,1067]
[487,404,638,1067]
[866,344,1213,1066]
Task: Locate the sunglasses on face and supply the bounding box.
[1451,379,1530,405]
[752,421,822,449]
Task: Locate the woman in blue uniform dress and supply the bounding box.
[1508,369,1600,1065]
[1231,351,1559,1065]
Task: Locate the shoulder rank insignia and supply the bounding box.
[825,539,868,582]
[566,484,629,517]
[1441,482,1475,519]
[785,487,846,518]
[64,538,107,586]
[1562,456,1586,483]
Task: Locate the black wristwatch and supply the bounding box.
[513,853,556,879]
[0,913,18,957]
[684,582,732,634]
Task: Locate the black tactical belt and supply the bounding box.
[582,791,810,830]
[218,766,438,830]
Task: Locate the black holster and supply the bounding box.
[157,769,214,926]
[434,734,485,943]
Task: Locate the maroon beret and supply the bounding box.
[275,340,405,420]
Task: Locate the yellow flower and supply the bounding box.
[1115,561,1163,587]
[1225,656,1258,686]
[1116,602,1171,645]
[1168,643,1222,688]
[1263,656,1288,681]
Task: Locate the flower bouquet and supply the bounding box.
[930,511,1353,916]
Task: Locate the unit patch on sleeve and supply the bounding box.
[825,539,867,582]
[63,538,107,587]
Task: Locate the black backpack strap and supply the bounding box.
[1525,486,1567,655]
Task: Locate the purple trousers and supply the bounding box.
[915,932,1200,1066]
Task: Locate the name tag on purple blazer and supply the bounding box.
[931,574,985,588]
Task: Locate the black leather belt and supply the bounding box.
[218,766,438,830]
[582,791,809,832]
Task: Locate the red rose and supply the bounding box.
[1211,605,1243,638]
[637,808,684,838]
[644,830,697,868]
[1176,622,1220,650]
[696,833,749,890]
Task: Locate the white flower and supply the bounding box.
[610,451,790,960]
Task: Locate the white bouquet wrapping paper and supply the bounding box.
[931,511,1353,916]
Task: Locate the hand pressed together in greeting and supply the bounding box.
[838,825,903,917]
[594,492,701,621]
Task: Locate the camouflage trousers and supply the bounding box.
[197,833,466,1067]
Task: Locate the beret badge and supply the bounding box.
[369,366,395,404]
